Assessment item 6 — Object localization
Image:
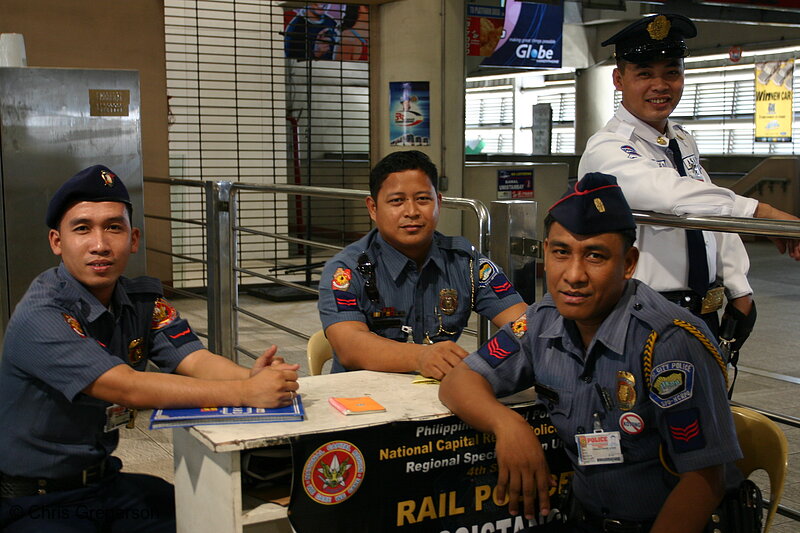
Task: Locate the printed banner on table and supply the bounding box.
[466,5,505,57]
[289,404,572,533]
[755,60,794,143]
[390,81,430,147]
[498,169,534,199]
[481,0,563,69]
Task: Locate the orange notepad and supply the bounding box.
[328,396,386,415]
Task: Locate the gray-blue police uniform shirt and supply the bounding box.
[319,229,524,372]
[0,264,204,478]
[464,280,742,521]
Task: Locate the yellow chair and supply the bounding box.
[306,329,333,376]
[730,406,789,532]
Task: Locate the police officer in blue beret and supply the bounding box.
[0,165,300,532]
[441,173,742,532]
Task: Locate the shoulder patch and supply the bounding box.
[152,297,178,330]
[665,408,706,453]
[649,360,694,408]
[331,267,352,291]
[334,290,359,312]
[490,273,517,299]
[161,321,199,349]
[511,313,527,338]
[620,145,641,158]
[478,330,520,368]
[477,259,498,286]
[62,313,86,338]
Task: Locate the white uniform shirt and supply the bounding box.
[578,105,757,299]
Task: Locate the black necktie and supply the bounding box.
[669,138,709,296]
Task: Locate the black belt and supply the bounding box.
[0,459,110,497]
[660,290,707,314]
[583,512,654,533]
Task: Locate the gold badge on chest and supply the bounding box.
[128,338,144,364]
[439,289,458,315]
[616,370,637,411]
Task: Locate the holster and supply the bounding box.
[706,479,763,533]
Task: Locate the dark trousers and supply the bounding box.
[0,466,175,533]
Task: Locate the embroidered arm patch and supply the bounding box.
[334,291,358,311]
[161,321,199,349]
[152,298,178,329]
[489,273,517,299]
[478,259,498,287]
[665,407,706,453]
[649,360,694,408]
[331,267,352,291]
[620,145,641,158]
[511,314,527,338]
[62,313,87,337]
[478,330,520,368]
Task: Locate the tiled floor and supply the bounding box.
[117,240,800,530]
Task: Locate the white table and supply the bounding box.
[172,371,536,533]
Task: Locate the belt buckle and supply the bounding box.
[81,462,104,485]
[700,286,725,314]
[602,518,643,533]
[602,518,624,532]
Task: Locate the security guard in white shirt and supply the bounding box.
[579,13,800,360]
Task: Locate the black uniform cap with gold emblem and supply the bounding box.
[602,14,697,63]
[548,172,635,236]
[46,164,132,228]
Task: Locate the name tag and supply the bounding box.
[575,430,624,466]
[105,404,133,432]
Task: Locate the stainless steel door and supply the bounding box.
[0,67,145,339]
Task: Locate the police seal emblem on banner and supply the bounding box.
[302,440,366,505]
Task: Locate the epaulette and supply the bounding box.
[120,275,164,296]
[673,122,690,135]
[613,119,636,139]
[435,233,474,255]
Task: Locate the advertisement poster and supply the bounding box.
[289,404,572,533]
[283,4,369,62]
[481,0,563,69]
[466,5,505,57]
[498,169,534,199]
[754,60,794,143]
[390,81,430,147]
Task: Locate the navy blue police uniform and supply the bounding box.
[463,173,742,530]
[0,165,204,532]
[318,228,524,372]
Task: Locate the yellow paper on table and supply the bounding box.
[411,374,440,385]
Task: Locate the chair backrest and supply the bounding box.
[306,329,333,376]
[730,406,789,533]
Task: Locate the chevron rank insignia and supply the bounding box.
[478,330,519,368]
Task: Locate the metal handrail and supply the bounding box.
[230,182,491,254]
[633,210,800,238]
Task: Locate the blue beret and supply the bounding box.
[602,14,696,63]
[46,165,131,228]
[548,173,635,235]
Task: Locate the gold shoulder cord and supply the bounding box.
[641,330,658,387]
[645,318,729,477]
[672,319,729,390]
[469,257,475,309]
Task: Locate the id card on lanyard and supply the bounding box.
[575,430,624,466]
